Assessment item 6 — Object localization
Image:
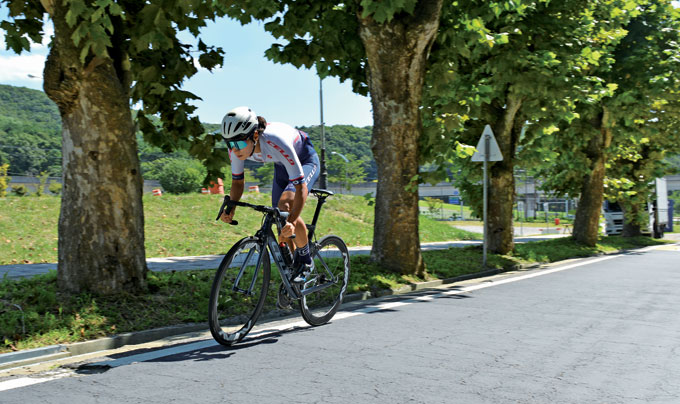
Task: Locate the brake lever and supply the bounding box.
[216,195,238,225]
[277,211,295,239]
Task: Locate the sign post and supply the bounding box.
[471,125,503,267]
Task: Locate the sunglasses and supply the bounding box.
[227,139,249,150]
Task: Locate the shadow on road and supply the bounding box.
[73,287,477,375]
[74,325,316,374]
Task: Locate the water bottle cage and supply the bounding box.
[279,242,293,266]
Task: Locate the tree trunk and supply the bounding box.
[488,95,523,254]
[618,147,649,237]
[572,108,612,246]
[44,5,147,294]
[622,214,643,237]
[357,0,442,276]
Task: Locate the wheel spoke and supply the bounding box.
[209,238,270,346]
[300,235,350,326]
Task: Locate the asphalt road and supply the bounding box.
[1,244,679,403]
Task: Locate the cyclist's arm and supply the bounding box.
[230,179,244,202]
[221,179,244,223]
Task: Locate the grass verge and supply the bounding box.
[0,193,479,265]
[0,235,669,353]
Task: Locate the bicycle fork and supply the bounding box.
[231,245,263,296]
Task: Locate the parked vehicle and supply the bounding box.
[644,178,669,239]
[602,178,669,238]
[602,200,624,236]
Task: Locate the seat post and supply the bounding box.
[308,195,328,240]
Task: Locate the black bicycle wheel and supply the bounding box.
[300,235,350,326]
[209,237,270,346]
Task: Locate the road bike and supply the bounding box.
[208,188,350,346]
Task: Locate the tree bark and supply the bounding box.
[621,211,643,237]
[45,5,147,294]
[357,0,442,276]
[488,94,523,254]
[572,108,612,246]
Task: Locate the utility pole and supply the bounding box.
[319,77,328,189]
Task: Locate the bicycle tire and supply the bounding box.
[209,237,270,346]
[300,235,350,326]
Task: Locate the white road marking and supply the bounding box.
[0,374,65,392]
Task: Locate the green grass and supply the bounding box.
[0,193,480,265]
[0,234,668,353]
[511,235,666,262]
[0,197,60,265]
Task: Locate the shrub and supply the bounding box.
[34,171,49,197]
[48,181,62,195]
[157,159,206,194]
[11,185,28,197]
[424,197,443,215]
[0,164,9,198]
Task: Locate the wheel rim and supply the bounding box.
[212,240,268,342]
[301,238,349,321]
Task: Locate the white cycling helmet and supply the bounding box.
[221,106,258,140]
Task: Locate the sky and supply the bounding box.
[0,8,374,128]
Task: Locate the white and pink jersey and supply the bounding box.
[229,122,312,184]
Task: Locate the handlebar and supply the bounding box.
[215,196,294,237]
[216,195,272,225]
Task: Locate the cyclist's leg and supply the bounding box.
[272,165,297,309]
[272,164,298,254]
[271,163,288,209]
[277,153,320,249]
[278,189,308,248]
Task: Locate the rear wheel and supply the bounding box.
[209,237,270,346]
[300,235,350,326]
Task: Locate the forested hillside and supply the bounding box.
[299,124,376,180]
[0,84,375,181]
[0,84,62,176]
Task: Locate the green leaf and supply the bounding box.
[455,143,476,158]
[67,0,88,27]
[79,42,91,63]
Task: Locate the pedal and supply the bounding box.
[292,263,314,283]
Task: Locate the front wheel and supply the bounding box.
[209,237,270,346]
[300,235,350,326]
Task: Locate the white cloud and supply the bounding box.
[0,54,46,81]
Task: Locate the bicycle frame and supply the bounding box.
[217,190,337,301]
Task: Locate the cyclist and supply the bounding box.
[219,106,320,304]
